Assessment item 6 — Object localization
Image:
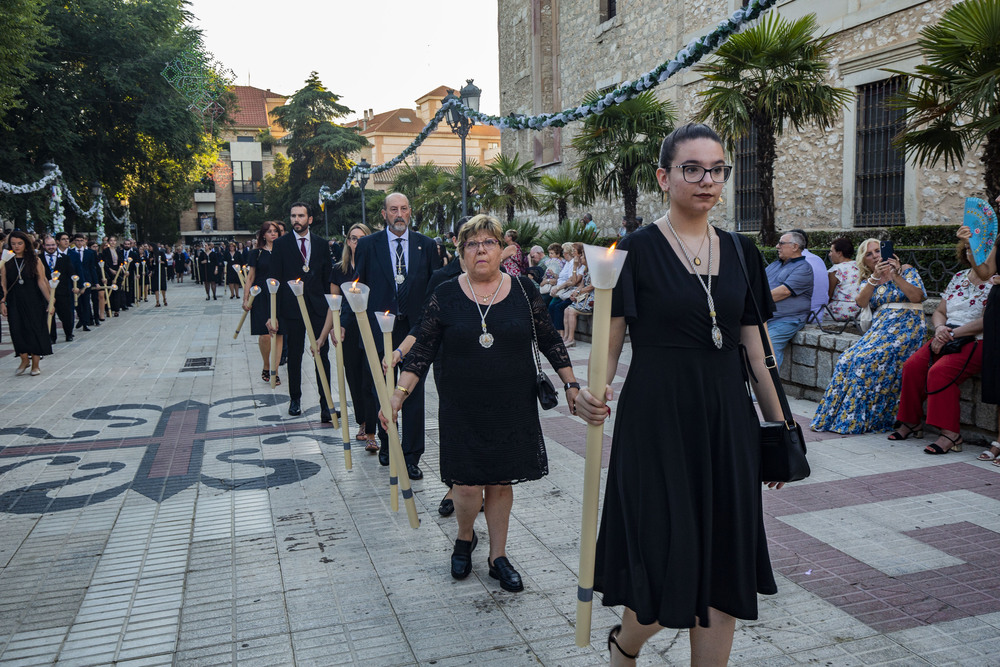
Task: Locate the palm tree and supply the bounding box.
[888,0,1000,202]
[392,162,441,227]
[695,13,851,244]
[538,174,580,223]
[571,90,676,234]
[415,169,460,232]
[480,153,541,223]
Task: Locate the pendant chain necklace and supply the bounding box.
[14,257,25,285]
[666,215,723,349]
[467,273,504,348]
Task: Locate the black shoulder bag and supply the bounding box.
[729,232,811,483]
[514,276,559,410]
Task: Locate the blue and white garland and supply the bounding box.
[1,163,106,233]
[320,0,777,208]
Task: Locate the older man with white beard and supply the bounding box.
[354,193,441,480]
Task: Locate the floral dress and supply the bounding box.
[810,266,926,434]
[941,270,991,337]
[569,273,594,313]
[825,261,861,321]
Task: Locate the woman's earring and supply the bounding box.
[718,194,724,205]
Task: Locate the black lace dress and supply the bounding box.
[402,276,570,485]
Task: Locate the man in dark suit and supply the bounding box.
[70,234,97,330]
[120,238,138,308]
[267,202,335,422]
[354,192,442,480]
[41,235,75,342]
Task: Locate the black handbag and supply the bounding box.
[730,232,811,483]
[515,276,559,410]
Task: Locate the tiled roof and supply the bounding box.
[416,85,453,102]
[230,86,286,129]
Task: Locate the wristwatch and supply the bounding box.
[564,381,580,390]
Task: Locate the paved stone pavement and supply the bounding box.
[1,281,1000,666]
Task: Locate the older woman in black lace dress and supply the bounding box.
[385,214,580,592]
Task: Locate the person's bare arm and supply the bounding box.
[771,285,792,302]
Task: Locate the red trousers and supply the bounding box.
[897,340,983,433]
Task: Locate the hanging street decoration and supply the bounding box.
[1,163,106,235]
[211,161,233,187]
[50,181,65,234]
[319,0,778,208]
[161,48,234,120]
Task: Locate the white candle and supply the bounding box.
[265,278,280,294]
[583,243,628,290]
[341,280,369,313]
[375,310,396,333]
[0,249,14,267]
[287,279,304,297]
[249,285,262,297]
[324,294,342,312]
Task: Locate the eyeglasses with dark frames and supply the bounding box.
[671,164,733,183]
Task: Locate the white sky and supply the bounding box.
[185,0,501,122]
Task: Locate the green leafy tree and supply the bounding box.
[538,174,581,223]
[537,218,599,247]
[0,0,49,126]
[0,0,229,234]
[572,90,675,235]
[695,12,851,243]
[392,162,441,227]
[887,0,1000,202]
[480,153,541,223]
[271,72,369,204]
[261,152,291,220]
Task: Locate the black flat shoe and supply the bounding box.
[608,625,639,661]
[82,326,90,332]
[288,399,301,416]
[451,533,477,580]
[406,463,423,480]
[320,407,332,423]
[378,444,390,467]
[438,493,454,517]
[488,556,523,592]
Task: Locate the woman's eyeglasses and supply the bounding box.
[670,164,733,183]
[464,239,500,251]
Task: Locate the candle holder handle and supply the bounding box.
[294,294,338,429]
[331,307,352,470]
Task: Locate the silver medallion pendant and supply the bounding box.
[711,324,723,350]
[302,264,310,273]
[479,332,494,348]
[395,274,405,285]
[18,278,24,285]
[876,285,887,296]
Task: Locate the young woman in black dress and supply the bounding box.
[243,222,283,384]
[959,193,1000,462]
[575,124,786,666]
[317,223,378,450]
[2,230,54,376]
[225,242,241,299]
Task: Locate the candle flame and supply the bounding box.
[384,310,390,316]
[352,279,359,288]
[608,242,617,253]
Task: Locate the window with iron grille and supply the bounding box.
[855,77,906,228]
[734,127,762,232]
[600,0,616,22]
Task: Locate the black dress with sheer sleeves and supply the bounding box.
[401,275,571,486]
[593,225,778,629]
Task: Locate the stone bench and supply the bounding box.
[781,315,996,442]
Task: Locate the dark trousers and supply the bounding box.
[374,317,425,466]
[549,297,572,331]
[284,312,332,410]
[90,288,102,319]
[76,291,93,326]
[343,322,376,434]
[50,295,74,340]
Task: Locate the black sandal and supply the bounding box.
[608,625,639,661]
[924,433,963,455]
[262,368,270,383]
[887,422,923,441]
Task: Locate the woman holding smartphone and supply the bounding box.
[811,238,926,434]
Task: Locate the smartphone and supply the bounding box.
[879,240,894,262]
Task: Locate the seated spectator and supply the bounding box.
[825,237,861,321]
[525,245,546,286]
[810,238,926,434]
[892,249,989,453]
[500,229,524,276]
[562,251,594,348]
[548,242,584,337]
[764,231,814,369]
[789,228,829,320]
[537,243,566,303]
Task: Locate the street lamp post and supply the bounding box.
[444,79,481,219]
[358,158,370,229]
